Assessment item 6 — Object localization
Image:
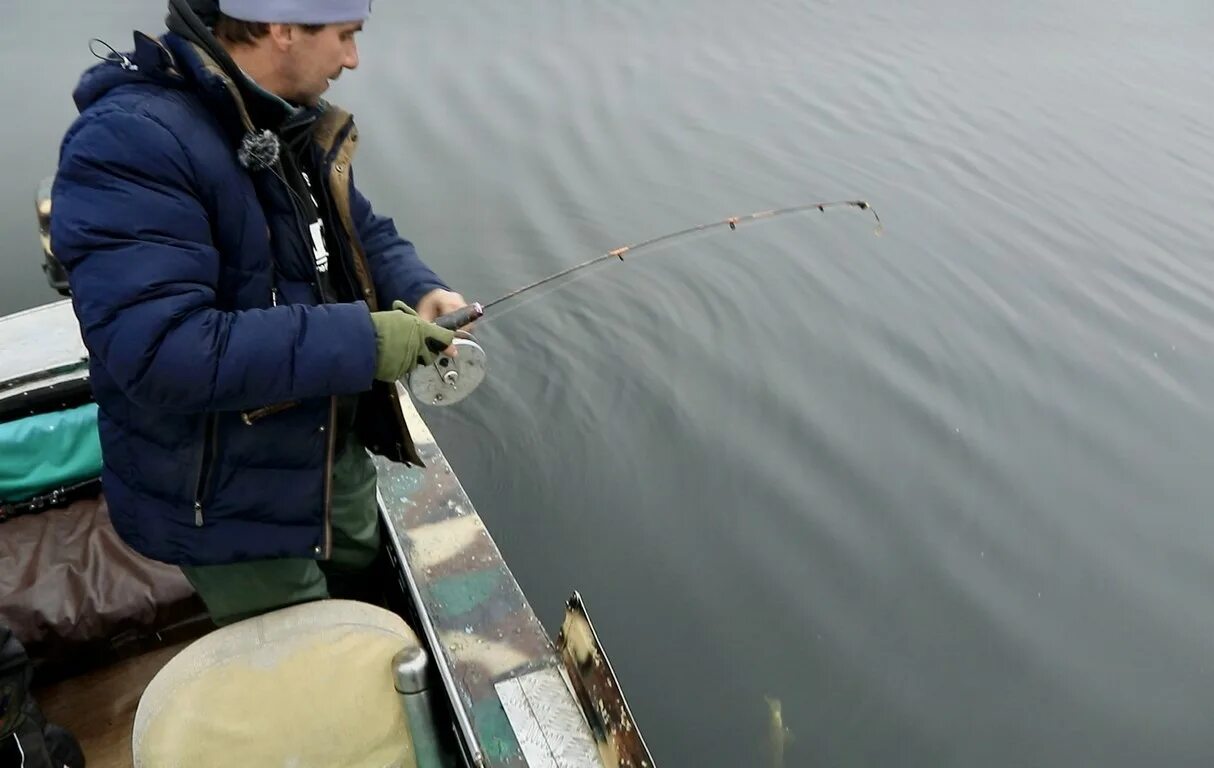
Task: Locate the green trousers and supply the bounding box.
[181,433,381,626]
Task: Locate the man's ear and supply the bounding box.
[267,22,296,50]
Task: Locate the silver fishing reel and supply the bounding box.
[407,336,487,407]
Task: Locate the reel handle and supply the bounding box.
[433,302,485,331]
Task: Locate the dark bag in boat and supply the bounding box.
[0,626,85,768]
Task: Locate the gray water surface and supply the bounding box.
[4,2,1214,765]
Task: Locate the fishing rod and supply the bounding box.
[407,199,882,405]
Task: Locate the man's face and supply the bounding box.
[278,21,363,105]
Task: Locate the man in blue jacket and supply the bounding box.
[51,0,467,625]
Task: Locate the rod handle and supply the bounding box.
[434,302,484,331]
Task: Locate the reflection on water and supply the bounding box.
[5,1,1214,764]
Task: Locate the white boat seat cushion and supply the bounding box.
[132,599,418,768]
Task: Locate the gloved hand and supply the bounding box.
[369,301,457,382]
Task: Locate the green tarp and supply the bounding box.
[0,403,101,502]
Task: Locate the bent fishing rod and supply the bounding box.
[407,199,882,405]
[433,199,880,330]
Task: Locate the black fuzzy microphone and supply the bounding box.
[237,129,280,172]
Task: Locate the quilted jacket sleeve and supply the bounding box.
[349,173,449,309]
[51,109,378,413]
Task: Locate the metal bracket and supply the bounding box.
[557,592,655,768]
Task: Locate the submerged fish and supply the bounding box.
[765,696,795,768]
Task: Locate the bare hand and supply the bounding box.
[415,288,471,357]
[416,289,472,325]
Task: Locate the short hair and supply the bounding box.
[212,13,325,45]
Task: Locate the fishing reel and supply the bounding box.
[407,337,486,407]
[406,303,487,407]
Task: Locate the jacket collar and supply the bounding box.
[154,32,347,147]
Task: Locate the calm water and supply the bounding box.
[5,1,1214,765]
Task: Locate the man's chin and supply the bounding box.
[297,84,329,106]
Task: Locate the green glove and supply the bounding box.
[369,301,457,382]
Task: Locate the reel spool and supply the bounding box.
[407,336,487,407]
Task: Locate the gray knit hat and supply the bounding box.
[218,0,371,23]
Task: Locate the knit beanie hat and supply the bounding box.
[218,0,371,24]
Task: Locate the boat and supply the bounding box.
[0,179,655,767]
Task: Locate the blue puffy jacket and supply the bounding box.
[51,30,447,566]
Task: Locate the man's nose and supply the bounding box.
[344,43,359,70]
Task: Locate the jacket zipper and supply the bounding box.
[265,222,280,307]
[321,396,337,558]
[193,414,219,526]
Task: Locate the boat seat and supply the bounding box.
[132,599,420,768]
[0,493,203,667]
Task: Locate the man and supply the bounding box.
[50,0,467,625]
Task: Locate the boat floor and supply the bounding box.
[33,639,191,768]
